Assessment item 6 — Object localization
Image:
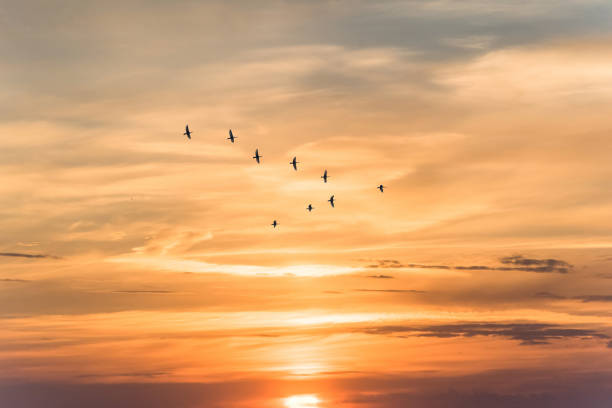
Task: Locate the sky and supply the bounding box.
[2,0,612,407]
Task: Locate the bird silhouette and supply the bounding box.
[271,220,278,228]
[307,204,314,212]
[183,125,192,140]
[321,169,329,183]
[227,129,237,143]
[378,184,385,193]
[290,156,299,171]
[253,149,262,163]
[328,195,335,208]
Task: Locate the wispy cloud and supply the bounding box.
[361,322,610,346]
[534,293,612,303]
[367,255,572,273]
[0,252,57,259]
[367,259,450,269]
[355,289,425,294]
[498,255,572,273]
[574,295,612,303]
[109,256,358,277]
[111,290,176,294]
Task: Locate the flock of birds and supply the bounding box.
[183,124,385,228]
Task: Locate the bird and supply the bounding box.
[321,169,329,183]
[253,149,262,163]
[378,184,385,193]
[290,156,299,171]
[307,204,314,212]
[271,220,278,228]
[183,125,192,140]
[227,129,237,143]
[328,195,335,208]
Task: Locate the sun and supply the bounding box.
[283,394,320,408]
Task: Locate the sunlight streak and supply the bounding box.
[284,394,320,408]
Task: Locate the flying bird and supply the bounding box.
[290,156,299,171]
[271,220,278,228]
[321,169,329,183]
[183,125,192,140]
[253,149,262,164]
[227,129,237,143]
[328,195,335,208]
[378,184,385,193]
[307,204,314,212]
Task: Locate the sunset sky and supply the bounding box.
[2,1,612,407]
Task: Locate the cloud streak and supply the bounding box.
[0,252,57,259]
[361,322,610,346]
[355,289,425,294]
[367,255,572,274]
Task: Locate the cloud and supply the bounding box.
[77,371,169,379]
[111,290,175,294]
[366,255,572,273]
[534,292,566,300]
[366,274,394,279]
[453,255,572,273]
[0,278,30,283]
[0,252,57,259]
[355,289,425,294]
[3,369,612,408]
[574,295,612,303]
[17,241,39,247]
[367,259,451,269]
[109,256,358,277]
[534,293,612,303]
[361,322,610,346]
[499,255,572,273]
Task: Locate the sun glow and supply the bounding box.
[283,394,320,408]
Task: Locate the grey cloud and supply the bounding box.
[367,255,572,273]
[355,289,425,294]
[367,259,450,269]
[0,252,57,259]
[111,290,176,294]
[501,255,568,267]
[366,274,394,279]
[4,0,611,127]
[361,322,610,346]
[574,295,612,303]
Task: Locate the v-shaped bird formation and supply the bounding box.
[182,124,385,228]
